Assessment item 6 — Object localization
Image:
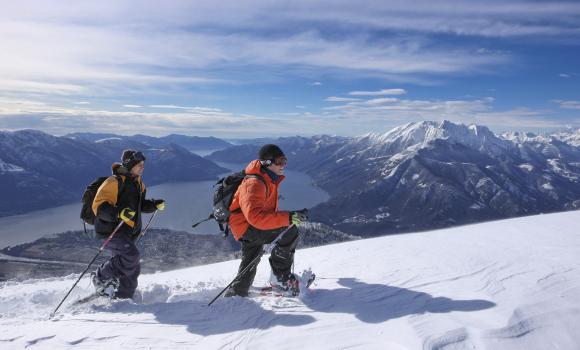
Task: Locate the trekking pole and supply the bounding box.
[207,224,295,306]
[50,220,125,318]
[192,214,214,228]
[135,209,159,245]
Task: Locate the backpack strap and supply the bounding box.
[83,175,126,236]
[114,175,125,201]
[228,174,268,216]
[244,174,268,197]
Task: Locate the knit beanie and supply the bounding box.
[258,144,285,162]
[122,149,146,170]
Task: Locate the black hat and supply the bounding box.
[122,149,146,170]
[258,144,285,163]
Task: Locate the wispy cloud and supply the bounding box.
[552,100,580,110]
[0,98,264,136]
[349,89,407,96]
[0,1,577,136]
[0,94,574,137]
[325,97,362,102]
[361,98,400,105]
[149,105,192,110]
[0,1,526,99]
[321,94,568,131]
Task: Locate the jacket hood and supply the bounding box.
[112,162,129,176]
[244,159,285,184]
[112,162,144,188]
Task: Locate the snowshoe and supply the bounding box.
[269,273,301,296]
[90,272,119,298]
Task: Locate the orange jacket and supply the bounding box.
[228,160,290,240]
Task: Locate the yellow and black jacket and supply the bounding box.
[92,163,157,238]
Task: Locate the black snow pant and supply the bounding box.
[97,233,141,299]
[230,225,299,296]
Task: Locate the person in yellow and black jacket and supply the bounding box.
[90,149,165,299]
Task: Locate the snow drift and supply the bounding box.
[1,210,579,349]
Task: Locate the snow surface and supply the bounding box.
[1,210,580,349]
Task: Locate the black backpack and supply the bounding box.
[192,170,266,238]
[80,175,124,233]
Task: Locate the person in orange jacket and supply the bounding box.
[90,149,165,299]
[225,144,308,297]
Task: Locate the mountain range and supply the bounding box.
[0,130,229,217]
[208,121,580,236]
[66,132,233,152]
[4,122,580,237]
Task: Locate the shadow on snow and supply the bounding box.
[92,277,495,335]
[302,278,496,324]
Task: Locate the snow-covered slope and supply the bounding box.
[1,210,579,349]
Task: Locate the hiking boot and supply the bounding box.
[270,272,300,295]
[224,287,248,298]
[90,271,119,298]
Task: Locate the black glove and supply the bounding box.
[290,208,309,225]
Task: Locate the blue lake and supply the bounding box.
[0,163,329,248]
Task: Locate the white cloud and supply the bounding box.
[0,100,261,136]
[325,96,362,102]
[0,79,85,95]
[0,96,573,137]
[361,98,400,105]
[149,105,192,110]
[320,95,567,131]
[552,100,580,110]
[73,101,91,105]
[349,89,407,96]
[123,104,142,108]
[0,1,522,100]
[0,1,576,136]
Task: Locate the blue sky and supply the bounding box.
[0,0,579,138]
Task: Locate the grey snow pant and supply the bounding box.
[97,233,141,299]
[230,225,299,296]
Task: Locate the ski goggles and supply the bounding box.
[274,156,287,166]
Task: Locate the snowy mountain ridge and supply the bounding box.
[552,127,580,147]
[0,130,228,217]
[310,121,580,234]
[0,159,24,173]
[1,210,579,349]
[207,120,580,236]
[361,120,511,156]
